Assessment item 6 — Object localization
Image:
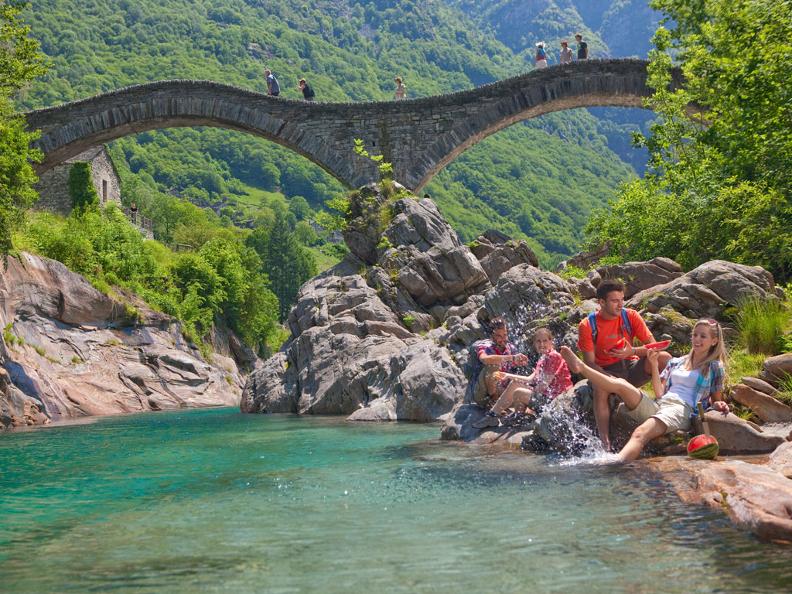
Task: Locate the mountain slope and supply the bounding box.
[21,0,656,265]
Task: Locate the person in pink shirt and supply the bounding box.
[474,327,573,427]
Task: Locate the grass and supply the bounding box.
[558,265,587,280]
[736,296,789,355]
[726,350,767,386]
[775,376,792,406]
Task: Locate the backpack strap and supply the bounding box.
[588,312,598,345]
[621,308,633,340]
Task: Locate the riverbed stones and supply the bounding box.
[699,411,786,454]
[741,376,779,396]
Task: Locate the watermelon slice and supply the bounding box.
[643,339,671,350]
[687,434,719,460]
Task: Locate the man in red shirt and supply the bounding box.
[577,279,672,450]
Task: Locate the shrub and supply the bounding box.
[68,163,100,209]
[736,297,788,355]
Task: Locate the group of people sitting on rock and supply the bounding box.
[470,279,730,462]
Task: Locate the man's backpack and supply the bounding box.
[463,339,490,404]
[588,309,633,346]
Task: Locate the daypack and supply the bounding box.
[537,47,546,60]
[588,309,633,347]
[463,339,490,404]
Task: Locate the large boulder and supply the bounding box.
[242,262,465,421]
[596,257,683,299]
[629,260,779,320]
[761,353,792,387]
[731,383,792,423]
[1,253,245,429]
[700,411,786,454]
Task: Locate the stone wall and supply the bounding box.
[26,60,683,191]
[34,146,121,215]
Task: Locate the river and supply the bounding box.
[1,408,790,593]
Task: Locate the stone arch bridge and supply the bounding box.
[25,59,681,192]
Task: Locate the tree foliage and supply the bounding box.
[586,0,792,280]
[19,0,648,267]
[0,0,46,255]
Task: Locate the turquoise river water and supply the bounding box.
[1,408,791,593]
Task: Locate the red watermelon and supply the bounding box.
[687,434,719,460]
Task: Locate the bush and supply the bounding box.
[736,297,788,355]
[68,163,100,209]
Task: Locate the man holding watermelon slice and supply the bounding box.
[577,279,673,451]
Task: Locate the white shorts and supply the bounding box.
[624,393,693,434]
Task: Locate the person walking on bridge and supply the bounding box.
[394,76,406,100]
[264,69,280,96]
[299,78,315,101]
[559,40,573,65]
[535,42,548,68]
[575,34,589,60]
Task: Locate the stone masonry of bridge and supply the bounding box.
[25,59,682,191]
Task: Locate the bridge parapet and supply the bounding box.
[25,59,681,191]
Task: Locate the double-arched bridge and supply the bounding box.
[25,59,681,191]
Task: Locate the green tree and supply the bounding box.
[0,1,46,254]
[248,211,317,321]
[586,0,792,280]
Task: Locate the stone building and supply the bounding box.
[35,146,121,215]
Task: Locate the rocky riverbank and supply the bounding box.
[242,183,792,540]
[0,252,253,429]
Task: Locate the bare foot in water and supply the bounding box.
[559,346,583,374]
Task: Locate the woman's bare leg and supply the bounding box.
[559,346,644,409]
[617,418,667,462]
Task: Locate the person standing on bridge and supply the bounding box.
[559,40,573,65]
[535,42,548,68]
[575,34,589,60]
[394,76,406,100]
[299,78,315,101]
[264,69,280,96]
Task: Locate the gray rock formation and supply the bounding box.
[629,260,780,320]
[241,259,466,421]
[469,231,539,283]
[596,257,683,298]
[245,184,788,448]
[0,253,245,430]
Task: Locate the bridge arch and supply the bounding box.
[25,59,680,191]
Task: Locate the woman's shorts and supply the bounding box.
[623,393,693,434]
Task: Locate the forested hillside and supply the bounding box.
[19,0,656,265]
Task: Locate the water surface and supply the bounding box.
[1,408,790,593]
